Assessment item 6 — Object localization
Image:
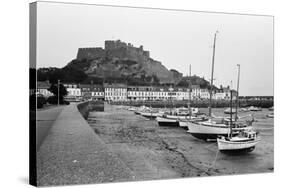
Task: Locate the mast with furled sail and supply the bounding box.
[208,31,219,117]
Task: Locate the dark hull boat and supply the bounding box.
[140,111,160,119]
[156,117,179,127]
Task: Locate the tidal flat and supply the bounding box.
[87,104,274,181]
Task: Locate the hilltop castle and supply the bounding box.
[76,40,150,61]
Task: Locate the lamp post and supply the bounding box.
[57,79,60,106]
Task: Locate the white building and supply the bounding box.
[213,86,236,100]
[199,88,210,99]
[104,83,127,101]
[36,81,53,97]
[91,85,104,101]
[63,83,81,97]
[174,87,191,100]
[127,86,192,101]
[128,86,171,101]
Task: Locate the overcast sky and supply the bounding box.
[36,2,273,96]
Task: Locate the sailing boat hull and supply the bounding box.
[187,121,234,140]
[179,121,189,129]
[141,112,158,119]
[217,138,260,153]
[156,117,179,127]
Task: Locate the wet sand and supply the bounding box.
[87,104,273,181]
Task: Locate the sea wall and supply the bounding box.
[37,103,133,186]
[77,101,105,119]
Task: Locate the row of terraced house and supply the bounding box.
[36,81,235,101]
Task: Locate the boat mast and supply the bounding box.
[229,90,233,138]
[235,64,240,121]
[188,65,192,120]
[209,31,219,117]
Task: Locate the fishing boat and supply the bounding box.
[217,88,260,153]
[217,130,260,153]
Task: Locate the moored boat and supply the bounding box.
[240,108,250,112]
[224,108,237,114]
[186,118,249,140]
[217,130,261,153]
[217,67,261,153]
[156,116,179,126]
[248,106,262,111]
[266,113,274,118]
[140,111,159,119]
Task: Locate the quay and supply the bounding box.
[36,103,135,186]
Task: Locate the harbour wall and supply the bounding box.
[77,101,104,119]
[37,102,133,186]
[110,99,273,108]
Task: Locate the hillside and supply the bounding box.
[70,40,183,85]
[37,40,211,88]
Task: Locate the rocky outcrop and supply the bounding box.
[73,40,183,84]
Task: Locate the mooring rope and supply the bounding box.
[202,148,220,175]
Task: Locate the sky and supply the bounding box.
[36,2,274,96]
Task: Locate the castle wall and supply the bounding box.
[76,40,150,61]
[104,40,150,61]
[77,47,105,59]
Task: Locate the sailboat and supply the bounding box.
[187,32,251,141]
[156,85,180,126]
[157,65,204,127]
[217,71,260,153]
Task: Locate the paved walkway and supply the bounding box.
[36,105,64,150]
[37,103,135,186]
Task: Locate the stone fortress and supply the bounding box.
[76,40,150,62]
[76,39,183,84]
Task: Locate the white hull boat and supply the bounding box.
[187,119,249,140]
[164,115,189,120]
[266,113,274,118]
[248,106,262,111]
[217,131,261,153]
[187,120,231,140]
[179,121,188,128]
[140,112,159,119]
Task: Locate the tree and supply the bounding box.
[48,83,68,100]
